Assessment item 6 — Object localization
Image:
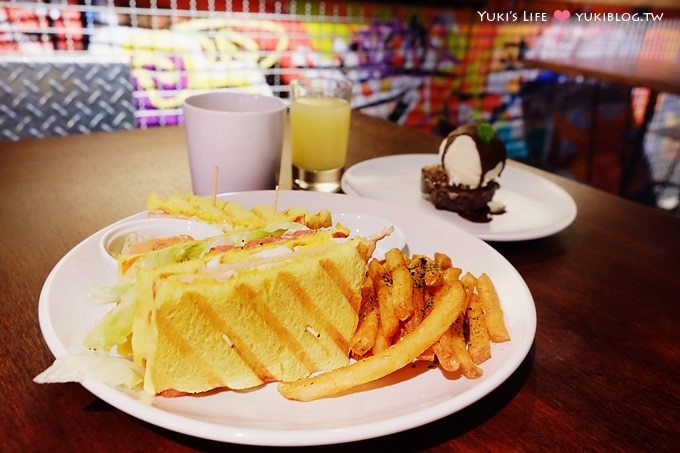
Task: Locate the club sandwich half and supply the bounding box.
[39,224,382,397]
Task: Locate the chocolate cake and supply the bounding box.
[422,124,507,223]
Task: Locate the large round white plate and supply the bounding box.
[341,154,577,241]
[38,190,536,446]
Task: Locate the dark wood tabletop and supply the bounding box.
[1,112,678,452]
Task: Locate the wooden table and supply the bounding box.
[2,113,679,451]
[522,56,680,197]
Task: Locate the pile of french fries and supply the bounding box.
[278,248,510,401]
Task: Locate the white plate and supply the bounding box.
[334,211,407,260]
[38,190,536,446]
[341,154,577,241]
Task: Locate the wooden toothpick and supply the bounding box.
[212,166,219,207]
[273,184,280,211]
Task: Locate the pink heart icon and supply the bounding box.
[553,9,571,21]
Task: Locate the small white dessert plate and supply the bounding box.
[99,217,223,267]
[335,212,407,260]
[341,154,577,242]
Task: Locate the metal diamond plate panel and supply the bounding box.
[0,60,135,142]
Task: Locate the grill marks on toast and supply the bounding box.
[187,290,276,383]
[143,242,365,393]
[235,283,320,375]
[319,258,362,314]
[278,271,351,355]
[153,307,225,391]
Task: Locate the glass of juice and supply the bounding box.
[290,77,352,192]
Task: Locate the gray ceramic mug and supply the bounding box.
[182,91,286,195]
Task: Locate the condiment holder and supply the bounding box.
[99,217,223,267]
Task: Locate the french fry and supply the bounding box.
[406,255,427,298]
[408,255,427,273]
[447,267,462,281]
[432,327,461,372]
[434,252,452,270]
[403,276,425,334]
[404,256,434,360]
[278,279,467,401]
[368,259,399,341]
[356,240,375,262]
[432,268,479,375]
[384,249,414,321]
[371,318,390,354]
[467,293,491,364]
[304,209,333,229]
[416,286,437,361]
[424,259,443,287]
[477,273,510,342]
[419,346,436,363]
[460,272,478,293]
[351,308,379,358]
[349,276,379,358]
[448,313,483,379]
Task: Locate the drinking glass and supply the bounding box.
[290,78,352,192]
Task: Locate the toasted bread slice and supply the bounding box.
[134,239,368,396]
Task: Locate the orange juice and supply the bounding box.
[290,97,351,170]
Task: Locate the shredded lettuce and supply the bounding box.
[131,240,208,270]
[83,285,137,351]
[263,221,310,233]
[88,279,134,305]
[124,229,280,271]
[34,352,144,391]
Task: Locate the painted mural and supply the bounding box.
[0,2,546,157]
[2,1,678,165]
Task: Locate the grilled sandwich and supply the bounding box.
[91,225,377,396]
[35,209,387,397]
[134,237,371,395]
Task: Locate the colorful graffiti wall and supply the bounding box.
[2,1,679,162]
[0,1,551,156]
